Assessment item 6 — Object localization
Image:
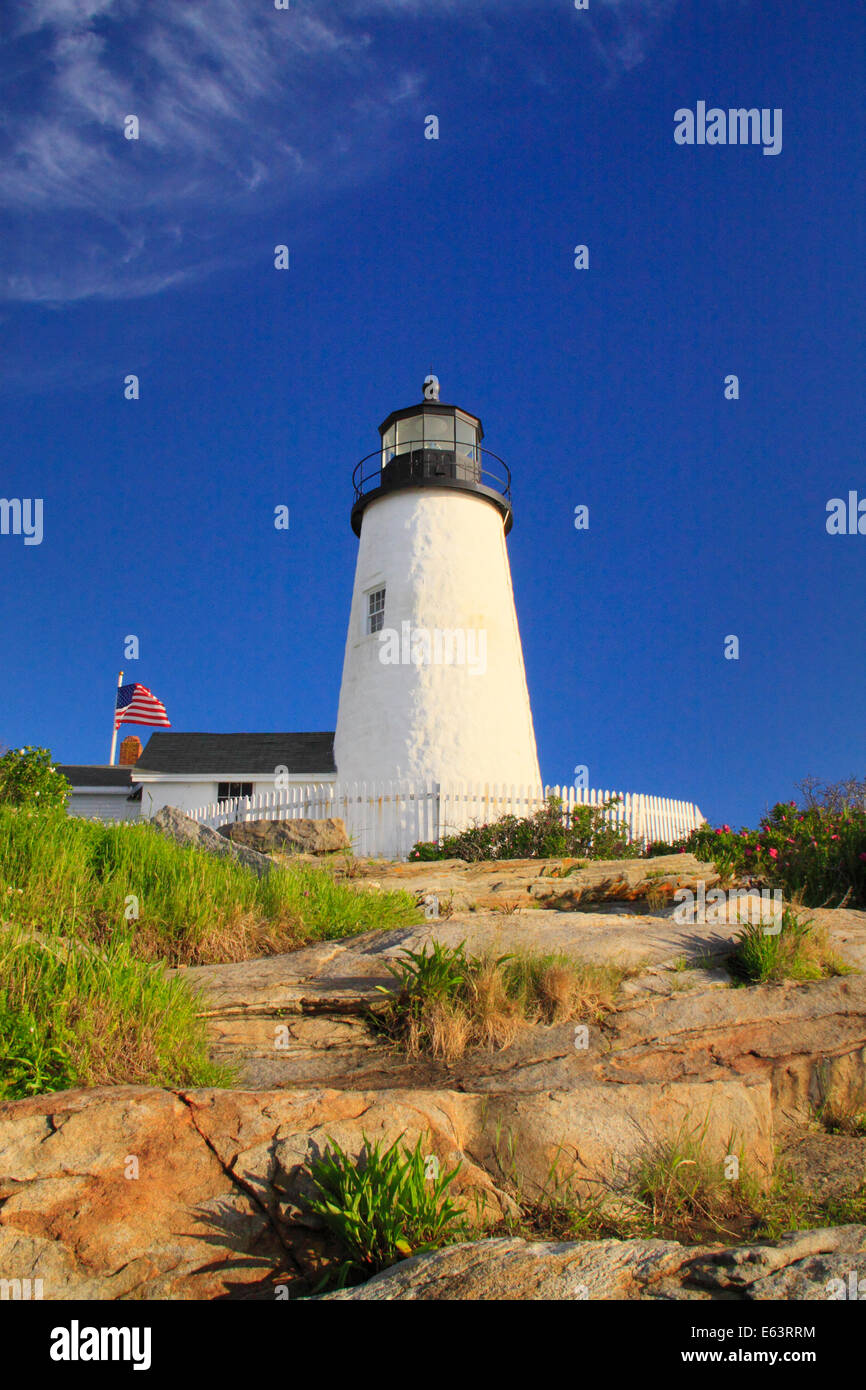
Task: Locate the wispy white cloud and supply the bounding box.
[590,0,679,79]
[1,0,394,301]
[0,0,679,304]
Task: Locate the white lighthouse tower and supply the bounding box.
[333,378,541,795]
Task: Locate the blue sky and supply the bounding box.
[0,0,863,829]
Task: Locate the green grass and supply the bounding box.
[0,807,420,967]
[746,1167,866,1239]
[305,1133,469,1287]
[814,1096,866,1137]
[727,907,848,986]
[0,923,231,1100]
[627,1121,756,1239]
[498,949,624,1023]
[493,1118,866,1249]
[0,806,420,1101]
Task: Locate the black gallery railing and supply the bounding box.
[352,441,512,507]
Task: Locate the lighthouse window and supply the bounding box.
[381,424,396,466]
[367,588,386,634]
[425,414,454,450]
[396,416,423,453]
[456,415,478,457]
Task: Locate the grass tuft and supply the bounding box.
[373,940,624,1060]
[727,907,848,985]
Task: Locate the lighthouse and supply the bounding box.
[334,378,540,794]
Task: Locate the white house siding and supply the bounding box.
[67,792,140,822]
[135,780,219,817]
[135,775,336,818]
[334,488,541,789]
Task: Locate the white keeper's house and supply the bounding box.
[59,732,335,821]
[60,379,704,854]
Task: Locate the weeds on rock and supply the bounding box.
[812,1067,866,1136]
[727,908,848,985]
[627,1121,757,1241]
[305,1133,468,1286]
[488,1113,866,1250]
[372,940,623,1061]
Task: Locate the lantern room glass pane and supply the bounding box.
[424,413,454,450]
[381,424,396,466]
[396,415,422,452]
[456,416,477,447]
[456,415,479,467]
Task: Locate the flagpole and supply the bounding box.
[109,670,124,765]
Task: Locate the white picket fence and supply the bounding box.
[188,781,705,860]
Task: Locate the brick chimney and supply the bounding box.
[118,735,143,766]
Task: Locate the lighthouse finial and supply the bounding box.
[423,373,440,402]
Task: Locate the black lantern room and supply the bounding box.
[351,377,512,537]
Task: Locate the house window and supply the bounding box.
[367,588,386,635]
[218,782,253,801]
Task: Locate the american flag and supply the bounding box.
[114,683,171,731]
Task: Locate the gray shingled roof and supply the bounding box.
[56,766,136,788]
[135,732,336,776]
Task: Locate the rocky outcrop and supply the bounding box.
[0,1076,860,1301]
[343,853,722,912]
[3,873,865,1302]
[0,1085,510,1299]
[323,1236,693,1301]
[178,904,750,1025]
[179,908,866,1119]
[217,818,350,856]
[149,805,272,878]
[322,1227,866,1301]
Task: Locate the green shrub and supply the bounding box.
[648,800,866,910]
[407,840,443,861]
[0,747,70,812]
[411,794,638,863]
[305,1134,468,1285]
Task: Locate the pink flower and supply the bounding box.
[768,848,779,859]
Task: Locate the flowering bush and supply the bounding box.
[0,746,70,812]
[649,801,866,910]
